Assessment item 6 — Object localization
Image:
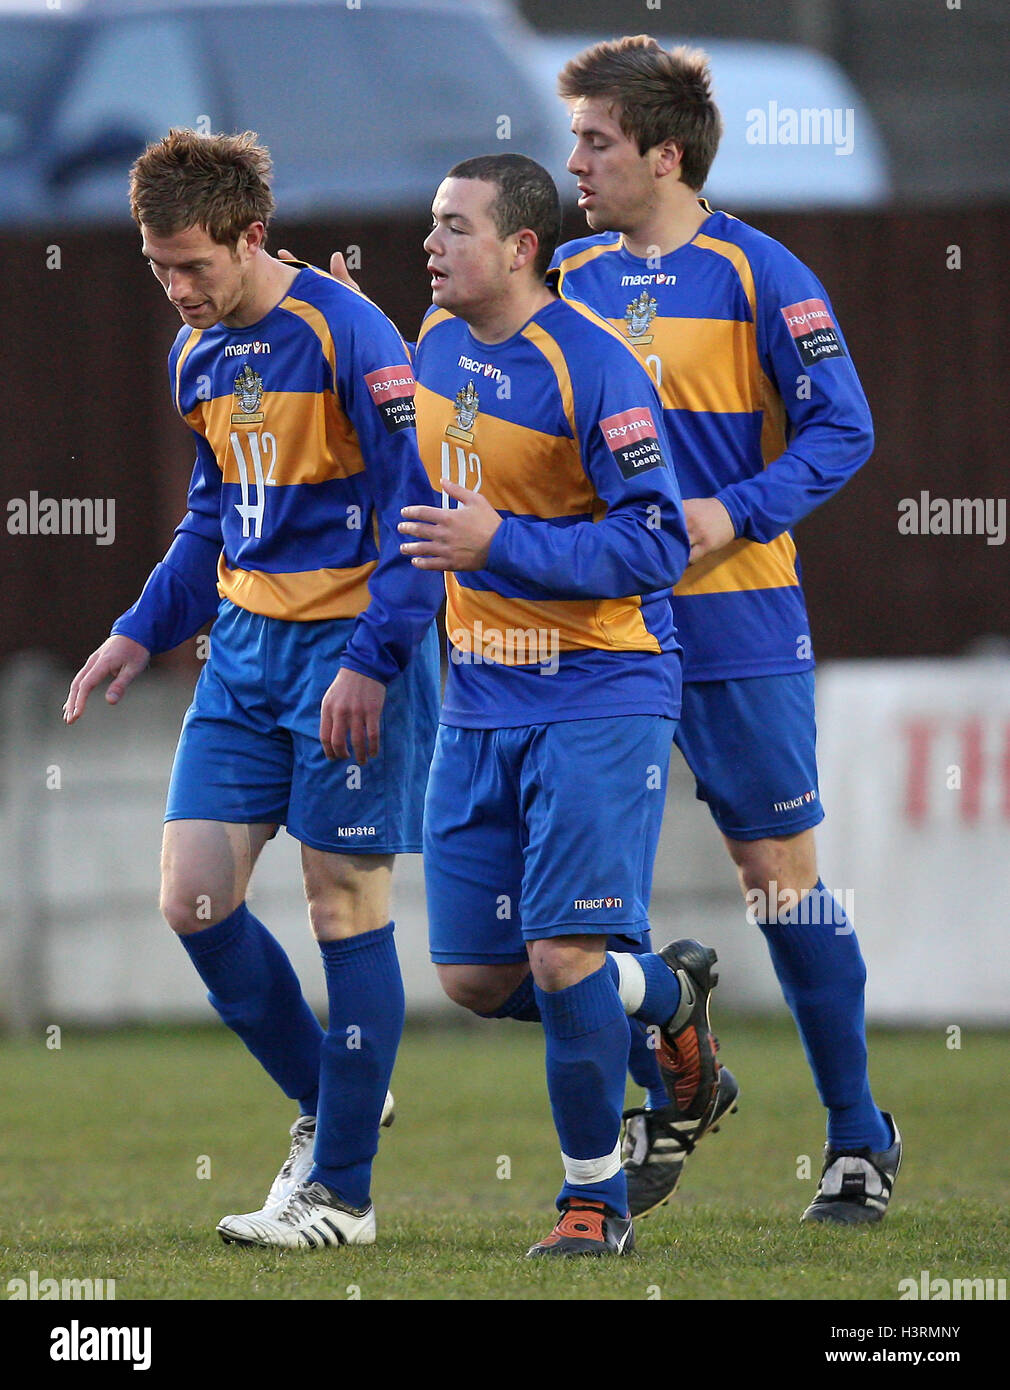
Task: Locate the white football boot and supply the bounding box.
[217,1181,376,1248]
[260,1114,317,1218]
[229,1090,394,1222]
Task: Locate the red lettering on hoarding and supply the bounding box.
[902,715,1010,824]
[903,719,938,824]
[960,717,983,823]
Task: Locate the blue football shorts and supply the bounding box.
[673,671,823,841]
[425,715,676,964]
[165,601,440,854]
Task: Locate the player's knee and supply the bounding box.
[436,965,510,1014]
[729,836,818,904]
[159,882,231,936]
[305,889,378,940]
[527,936,605,993]
[306,894,340,939]
[302,853,391,940]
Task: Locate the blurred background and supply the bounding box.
[2,0,1008,1032]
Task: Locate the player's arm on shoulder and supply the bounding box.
[714,250,874,546]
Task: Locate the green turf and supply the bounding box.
[1,1018,1008,1302]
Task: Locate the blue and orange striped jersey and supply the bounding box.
[551,206,874,681]
[412,294,689,727]
[113,265,442,683]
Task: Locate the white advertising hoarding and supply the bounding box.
[816,659,1010,1024]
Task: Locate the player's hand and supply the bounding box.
[683,497,736,565]
[326,252,360,290]
[398,479,502,571]
[277,247,361,293]
[63,635,150,725]
[320,666,386,764]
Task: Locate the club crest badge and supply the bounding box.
[624,290,657,345]
[447,380,479,442]
[231,364,265,425]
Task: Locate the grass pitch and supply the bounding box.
[1,1017,1008,1306]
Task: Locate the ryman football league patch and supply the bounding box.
[364,365,417,433]
[599,407,665,479]
[780,298,846,366]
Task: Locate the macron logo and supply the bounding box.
[620,273,675,287]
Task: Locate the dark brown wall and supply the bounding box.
[752,206,1009,658]
[2,207,1007,676]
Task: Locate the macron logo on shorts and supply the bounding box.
[780,298,846,366]
[599,408,665,480]
[364,365,417,433]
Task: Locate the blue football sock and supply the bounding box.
[606,934,669,1106]
[756,881,889,1151]
[179,903,322,1113]
[481,972,541,1021]
[536,964,630,1216]
[627,1020,669,1110]
[482,958,671,1110]
[637,953,682,1024]
[607,951,681,1026]
[308,922,405,1208]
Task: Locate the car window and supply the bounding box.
[50,15,209,153]
[203,6,560,207]
[0,21,74,158]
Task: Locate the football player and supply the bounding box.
[400,153,724,1255]
[551,37,899,1225]
[64,129,443,1249]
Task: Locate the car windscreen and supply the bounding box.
[0,21,76,159]
[201,4,560,210]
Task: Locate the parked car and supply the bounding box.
[0,1,890,227]
[0,0,572,226]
